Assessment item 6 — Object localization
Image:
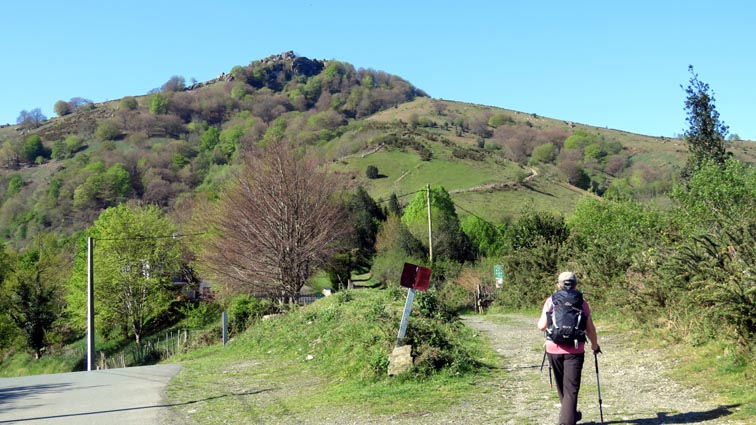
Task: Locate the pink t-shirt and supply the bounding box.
[542,296,591,354]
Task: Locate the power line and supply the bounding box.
[93,231,206,242]
[451,201,499,228]
[375,189,424,204]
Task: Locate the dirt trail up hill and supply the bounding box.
[458,314,745,425]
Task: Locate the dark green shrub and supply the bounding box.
[227,295,276,334]
[366,165,379,179]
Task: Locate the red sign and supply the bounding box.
[400,263,432,291]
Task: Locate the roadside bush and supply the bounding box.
[416,289,454,321]
[227,295,276,335]
[179,301,222,330]
[493,208,571,309]
[405,316,479,377]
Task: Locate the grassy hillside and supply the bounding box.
[3,52,754,250]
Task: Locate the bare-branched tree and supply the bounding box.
[199,143,351,301]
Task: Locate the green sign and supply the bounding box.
[494,265,504,288]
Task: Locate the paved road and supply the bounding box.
[0,364,181,424]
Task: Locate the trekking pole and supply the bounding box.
[540,350,546,372]
[594,349,604,424]
[540,349,552,388]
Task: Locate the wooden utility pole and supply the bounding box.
[426,184,433,263]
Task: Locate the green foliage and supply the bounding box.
[54,100,72,117]
[262,117,286,146]
[563,130,597,150]
[665,224,756,346]
[64,135,82,154]
[48,178,63,200]
[149,93,169,115]
[583,143,604,160]
[386,193,401,217]
[567,196,666,304]
[252,289,480,378]
[488,114,514,127]
[366,165,379,179]
[671,158,756,235]
[51,140,67,160]
[460,215,503,257]
[161,76,185,92]
[218,125,244,158]
[167,288,488,423]
[529,143,556,164]
[104,163,133,201]
[346,186,385,265]
[0,234,69,359]
[6,175,23,198]
[95,120,121,141]
[230,83,249,100]
[23,135,46,163]
[120,96,138,110]
[682,65,729,178]
[172,153,190,171]
[326,253,353,290]
[370,247,423,287]
[200,126,221,151]
[493,208,570,309]
[226,295,276,335]
[80,204,183,344]
[401,186,473,262]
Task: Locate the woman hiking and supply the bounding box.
[537,271,601,425]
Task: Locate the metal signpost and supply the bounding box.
[396,263,432,345]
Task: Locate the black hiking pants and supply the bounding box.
[548,352,584,425]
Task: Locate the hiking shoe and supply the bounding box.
[575,411,582,423]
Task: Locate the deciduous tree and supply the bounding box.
[401,186,474,263]
[198,143,351,301]
[88,203,182,345]
[16,108,46,129]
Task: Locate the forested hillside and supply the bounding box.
[0,52,754,413]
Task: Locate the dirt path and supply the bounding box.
[165,314,746,424]
[461,313,744,424]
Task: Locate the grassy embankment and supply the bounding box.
[164,288,500,423]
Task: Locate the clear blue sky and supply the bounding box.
[2,1,754,140]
